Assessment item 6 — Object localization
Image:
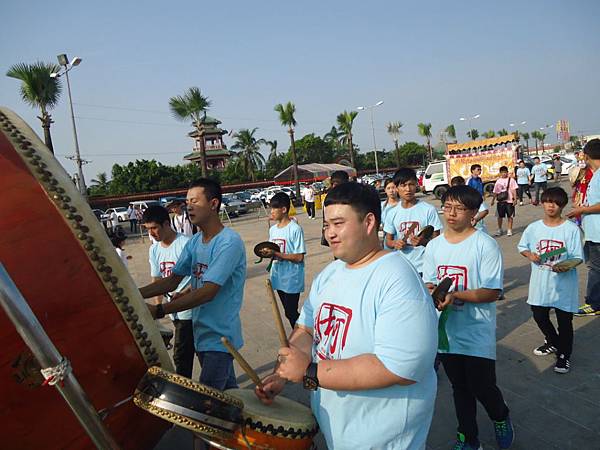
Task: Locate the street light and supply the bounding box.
[459,114,480,137]
[51,54,87,198]
[357,100,384,174]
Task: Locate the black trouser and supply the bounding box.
[276,290,300,328]
[305,201,315,218]
[531,305,573,357]
[440,353,509,445]
[534,181,547,204]
[129,218,138,233]
[173,319,195,378]
[517,183,531,202]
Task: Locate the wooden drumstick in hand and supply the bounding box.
[265,279,289,347]
[221,337,263,388]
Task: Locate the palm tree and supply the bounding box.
[445,124,457,143]
[324,126,344,152]
[337,111,359,169]
[169,87,212,177]
[521,132,530,151]
[387,121,403,169]
[417,123,433,161]
[274,101,300,199]
[6,61,62,154]
[231,128,266,181]
[265,139,278,160]
[497,129,509,136]
[91,172,110,194]
[482,130,496,139]
[467,129,479,140]
[531,130,541,154]
[538,132,547,154]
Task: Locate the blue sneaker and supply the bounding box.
[451,432,482,450]
[493,415,515,449]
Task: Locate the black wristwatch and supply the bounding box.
[303,362,319,391]
[155,303,165,319]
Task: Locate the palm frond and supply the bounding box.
[6,61,62,110]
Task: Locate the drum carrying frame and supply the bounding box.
[0,263,119,450]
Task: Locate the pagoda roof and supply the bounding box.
[184,149,232,161]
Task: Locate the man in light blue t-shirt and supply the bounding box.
[384,168,442,273]
[143,205,193,377]
[140,179,246,390]
[256,182,438,450]
[531,157,548,205]
[515,160,532,205]
[268,192,305,327]
[423,185,514,450]
[567,138,600,315]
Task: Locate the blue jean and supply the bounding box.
[584,241,600,310]
[196,351,238,390]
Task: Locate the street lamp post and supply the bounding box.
[51,54,87,198]
[459,114,480,138]
[357,100,384,174]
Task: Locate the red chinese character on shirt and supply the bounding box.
[437,265,468,291]
[536,239,565,266]
[193,263,208,281]
[271,238,286,253]
[314,303,353,360]
[159,261,176,277]
[398,221,420,239]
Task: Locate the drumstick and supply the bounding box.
[221,336,263,387]
[265,279,289,347]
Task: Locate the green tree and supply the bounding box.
[521,132,530,150]
[445,124,457,142]
[467,129,479,140]
[398,142,428,167]
[538,132,547,153]
[274,101,300,199]
[324,126,344,152]
[169,87,212,177]
[230,128,266,181]
[90,172,110,196]
[6,61,62,154]
[337,110,359,168]
[482,130,496,138]
[265,139,278,160]
[417,123,433,161]
[265,153,288,180]
[293,134,335,164]
[386,121,403,169]
[497,129,509,136]
[531,130,541,153]
[569,135,581,150]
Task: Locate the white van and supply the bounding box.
[129,200,161,211]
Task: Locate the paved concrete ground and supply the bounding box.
[126,179,599,450]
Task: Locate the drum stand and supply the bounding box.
[0,263,119,450]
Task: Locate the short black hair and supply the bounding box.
[270,192,290,211]
[441,185,482,210]
[470,164,482,172]
[330,170,350,185]
[383,178,395,188]
[541,186,569,208]
[451,176,466,186]
[499,166,509,173]
[189,178,222,209]
[142,205,170,225]
[324,182,381,227]
[393,167,418,185]
[584,138,600,160]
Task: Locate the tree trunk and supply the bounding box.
[394,140,400,169]
[289,129,300,201]
[38,111,55,154]
[427,138,433,161]
[348,133,355,168]
[197,127,207,178]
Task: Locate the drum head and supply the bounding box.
[134,366,244,439]
[553,258,583,271]
[253,241,280,259]
[226,389,318,439]
[418,225,435,240]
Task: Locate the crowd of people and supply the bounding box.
[127,139,600,450]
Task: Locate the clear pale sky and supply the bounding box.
[2,0,599,180]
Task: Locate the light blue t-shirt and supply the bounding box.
[269,220,305,294]
[172,227,246,352]
[149,233,192,320]
[583,169,600,243]
[383,200,443,273]
[517,220,583,312]
[531,163,547,183]
[422,231,503,360]
[475,202,489,234]
[380,200,398,250]
[516,167,531,185]
[297,252,438,450]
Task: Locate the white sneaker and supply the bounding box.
[519,201,523,206]
[494,229,503,237]
[507,229,513,236]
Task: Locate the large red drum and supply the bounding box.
[0,107,174,449]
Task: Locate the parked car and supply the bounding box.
[280,186,297,201]
[129,200,161,211]
[221,194,248,216]
[103,207,129,222]
[234,191,255,204]
[92,209,104,222]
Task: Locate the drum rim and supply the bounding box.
[253,241,280,258]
